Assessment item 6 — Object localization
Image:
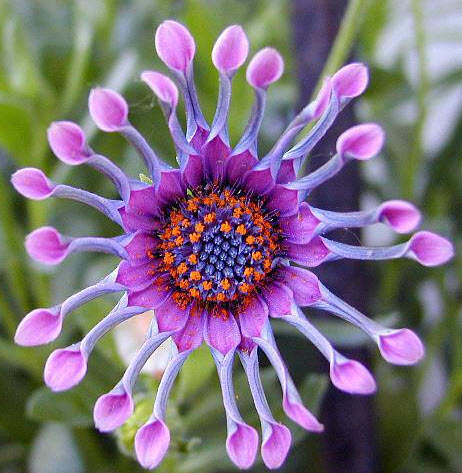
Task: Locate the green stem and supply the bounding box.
[404,0,429,199]
[312,0,371,100]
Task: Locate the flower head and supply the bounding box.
[12,20,453,470]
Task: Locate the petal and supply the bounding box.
[202,135,231,182]
[226,150,258,184]
[135,419,170,469]
[44,347,87,392]
[119,208,161,233]
[172,308,204,352]
[88,88,128,132]
[286,237,331,267]
[126,185,159,218]
[266,185,299,217]
[47,121,88,164]
[181,154,204,188]
[239,296,268,338]
[276,158,298,184]
[205,310,241,355]
[141,71,178,107]
[124,233,159,266]
[157,169,185,205]
[15,307,62,346]
[378,200,421,233]
[226,423,259,469]
[279,202,320,244]
[261,282,294,318]
[127,279,171,310]
[277,266,322,306]
[377,328,424,365]
[243,167,275,195]
[115,260,159,290]
[330,358,377,394]
[155,297,189,332]
[11,168,54,200]
[246,47,284,89]
[155,20,195,72]
[332,62,369,98]
[282,397,324,432]
[212,25,249,73]
[25,227,69,265]
[407,231,454,266]
[93,388,134,432]
[336,123,385,160]
[261,423,291,469]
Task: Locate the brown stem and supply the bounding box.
[291,1,379,472]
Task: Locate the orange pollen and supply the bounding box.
[252,251,263,261]
[190,271,201,281]
[245,235,256,245]
[233,207,243,218]
[204,213,216,223]
[217,293,226,301]
[190,233,201,243]
[236,224,247,235]
[189,288,200,298]
[244,267,254,277]
[163,252,174,265]
[177,262,188,274]
[188,254,198,264]
[179,280,190,289]
[195,222,205,233]
[254,272,264,282]
[220,279,231,290]
[181,219,191,228]
[240,283,252,293]
[172,226,181,237]
[202,280,213,290]
[263,259,271,270]
[175,236,184,246]
[220,221,232,233]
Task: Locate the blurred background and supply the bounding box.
[0,0,461,472]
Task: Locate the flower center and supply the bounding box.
[156,185,282,309]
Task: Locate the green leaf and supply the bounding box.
[27,388,94,427]
[176,345,215,402]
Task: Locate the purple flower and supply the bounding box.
[12,20,453,470]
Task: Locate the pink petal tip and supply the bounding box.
[135,419,170,470]
[88,88,128,132]
[155,20,195,72]
[94,390,134,432]
[246,47,284,89]
[261,423,291,469]
[282,398,324,432]
[47,121,88,165]
[141,71,178,108]
[379,200,421,233]
[11,168,54,200]
[408,231,454,267]
[378,329,425,365]
[44,348,87,392]
[212,25,249,73]
[25,226,69,265]
[332,62,369,98]
[336,123,385,160]
[330,358,377,395]
[226,423,259,469]
[15,307,62,346]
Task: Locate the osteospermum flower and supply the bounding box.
[12,20,454,470]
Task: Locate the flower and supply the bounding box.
[12,20,453,470]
